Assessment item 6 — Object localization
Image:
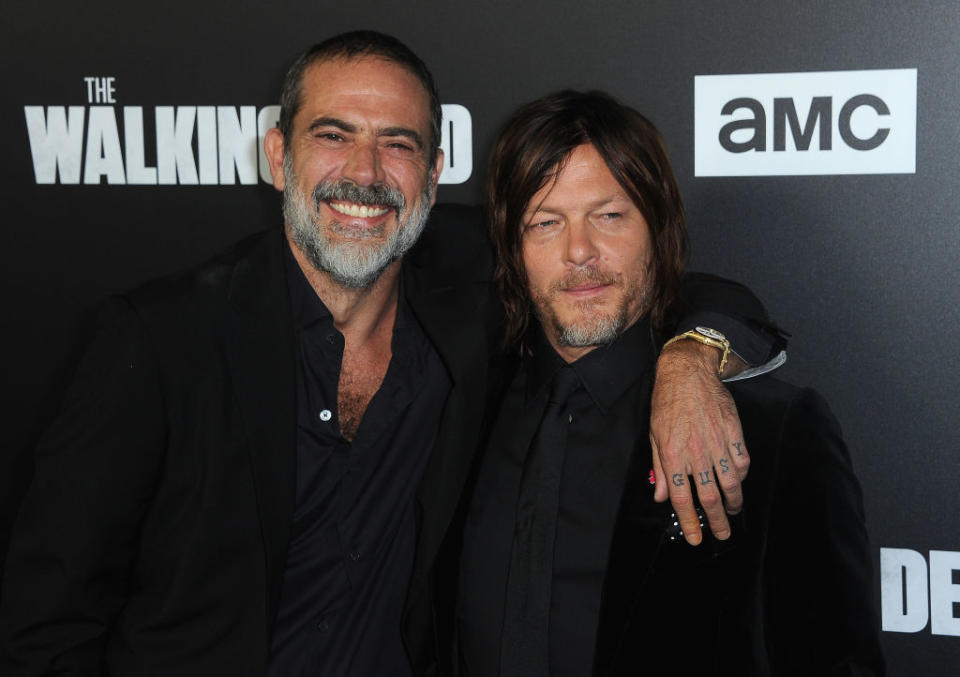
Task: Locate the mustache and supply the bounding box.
[311,180,406,213]
[551,266,622,292]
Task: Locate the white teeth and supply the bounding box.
[328,201,389,218]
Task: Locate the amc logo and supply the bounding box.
[880,548,960,636]
[694,69,916,176]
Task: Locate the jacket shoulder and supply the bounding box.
[122,227,284,320]
[407,203,494,283]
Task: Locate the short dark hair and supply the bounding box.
[488,89,689,348]
[278,30,442,164]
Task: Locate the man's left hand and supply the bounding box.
[649,340,750,545]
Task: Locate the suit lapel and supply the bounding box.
[404,266,490,579]
[222,228,298,627]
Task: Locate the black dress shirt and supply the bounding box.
[267,245,451,677]
[458,318,657,677]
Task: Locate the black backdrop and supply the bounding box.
[3,1,959,672]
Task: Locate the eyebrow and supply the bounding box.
[307,117,424,149]
[529,194,630,216]
[380,126,424,149]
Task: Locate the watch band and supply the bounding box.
[662,326,731,375]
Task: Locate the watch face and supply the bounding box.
[696,326,726,341]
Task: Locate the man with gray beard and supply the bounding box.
[0,32,787,677]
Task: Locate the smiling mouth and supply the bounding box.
[326,200,391,219]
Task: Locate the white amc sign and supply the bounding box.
[694,69,917,176]
[880,548,960,636]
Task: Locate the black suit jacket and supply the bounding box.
[0,204,502,677]
[594,377,884,676]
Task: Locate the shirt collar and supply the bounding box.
[284,239,332,330]
[284,238,417,333]
[526,315,657,414]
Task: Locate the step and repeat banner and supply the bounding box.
[2,1,958,673]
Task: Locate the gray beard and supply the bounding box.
[555,307,629,347]
[532,266,650,349]
[283,159,432,289]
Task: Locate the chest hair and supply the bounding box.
[337,345,391,441]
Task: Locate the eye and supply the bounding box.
[522,218,561,238]
[529,218,559,229]
[387,141,415,151]
[600,212,622,220]
[316,132,345,143]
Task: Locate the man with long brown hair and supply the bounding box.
[458,90,883,676]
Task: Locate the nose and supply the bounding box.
[341,139,383,186]
[564,218,600,268]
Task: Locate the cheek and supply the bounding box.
[388,157,430,187]
[521,245,550,292]
[613,234,652,273]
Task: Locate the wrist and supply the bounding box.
[662,327,730,376]
[659,339,720,379]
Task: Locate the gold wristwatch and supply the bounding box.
[662,326,731,375]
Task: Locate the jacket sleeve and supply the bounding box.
[0,297,167,676]
[766,388,885,675]
[674,272,789,370]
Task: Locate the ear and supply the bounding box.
[428,148,444,206]
[264,127,287,191]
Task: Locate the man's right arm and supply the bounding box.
[0,298,166,676]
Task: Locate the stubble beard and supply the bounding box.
[532,265,651,348]
[283,155,433,289]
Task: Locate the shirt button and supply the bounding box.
[325,333,336,344]
[568,414,573,423]
[317,619,331,632]
[319,409,332,422]
[348,550,360,561]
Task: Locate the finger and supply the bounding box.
[714,453,744,514]
[729,438,750,480]
[719,394,750,481]
[667,476,702,546]
[692,464,730,541]
[650,434,668,503]
[654,432,706,545]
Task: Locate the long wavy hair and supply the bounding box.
[487,89,689,350]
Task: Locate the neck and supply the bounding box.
[286,232,401,344]
[553,342,596,364]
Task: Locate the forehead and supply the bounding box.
[295,56,432,131]
[528,144,630,211]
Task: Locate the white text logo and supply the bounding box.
[694,69,917,176]
[880,547,960,636]
[25,77,473,186]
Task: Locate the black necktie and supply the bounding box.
[500,365,581,677]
